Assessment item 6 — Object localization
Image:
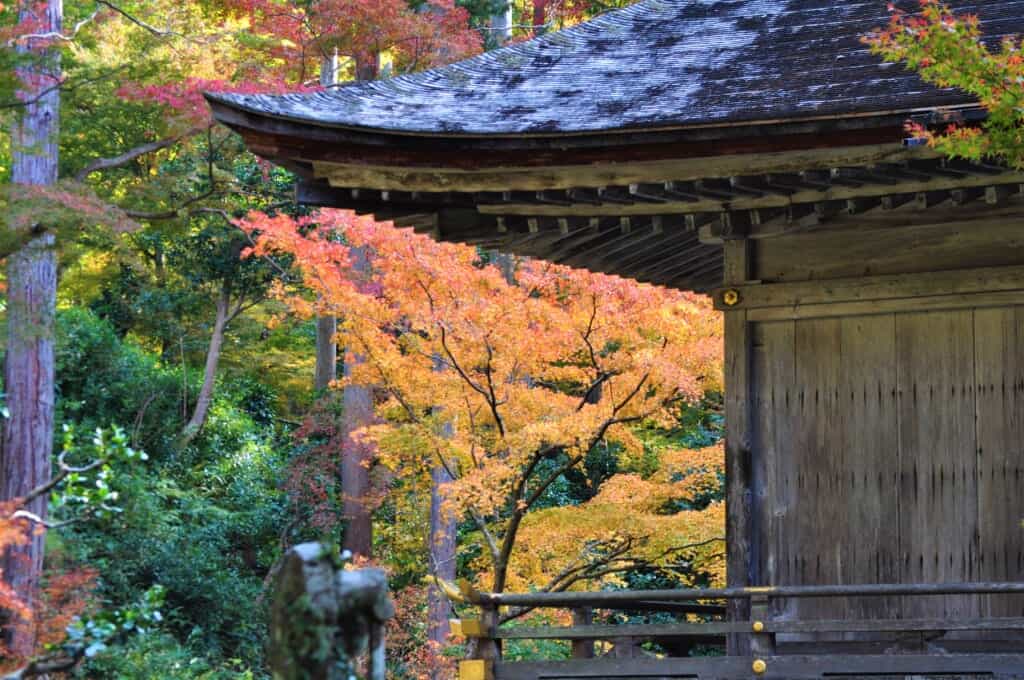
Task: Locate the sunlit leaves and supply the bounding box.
[239,208,724,592]
[865,0,1024,166]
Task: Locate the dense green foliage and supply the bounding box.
[53,309,292,676]
[39,305,723,677]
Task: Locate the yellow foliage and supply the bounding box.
[502,445,725,592]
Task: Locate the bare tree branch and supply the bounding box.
[75,127,204,181]
[7,8,101,46]
[122,189,216,220]
[95,0,185,38]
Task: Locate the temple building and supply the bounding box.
[208,0,1024,677]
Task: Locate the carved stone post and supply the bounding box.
[269,543,395,680]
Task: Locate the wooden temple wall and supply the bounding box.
[722,219,1024,634]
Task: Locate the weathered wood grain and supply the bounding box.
[792,317,843,623]
[755,220,1024,283]
[837,314,900,622]
[895,310,979,621]
[751,320,795,621]
[746,289,1024,322]
[973,306,1024,619]
[723,238,753,655]
[713,264,1024,312]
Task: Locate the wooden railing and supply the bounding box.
[457,581,1024,679]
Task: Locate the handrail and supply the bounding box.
[480,580,1024,608]
[459,582,1024,679]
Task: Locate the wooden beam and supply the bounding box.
[474,171,1024,217]
[698,201,1024,245]
[312,144,939,193]
[746,289,1024,322]
[712,264,1024,311]
[490,621,745,640]
[491,655,1024,679]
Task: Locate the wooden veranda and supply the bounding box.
[208,0,1024,677]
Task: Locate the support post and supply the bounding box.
[749,593,776,657]
[723,237,755,656]
[461,602,498,680]
[571,606,594,659]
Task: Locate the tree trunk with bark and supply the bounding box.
[314,315,337,393]
[491,1,512,44]
[532,0,548,34]
[426,462,457,655]
[340,246,375,558]
[182,282,231,445]
[314,51,339,394]
[426,368,457,659]
[338,56,379,559]
[1,0,62,658]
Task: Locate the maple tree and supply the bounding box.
[239,209,724,601]
[865,0,1024,166]
[505,444,725,596]
[0,0,703,673]
[0,0,481,652]
[220,0,481,81]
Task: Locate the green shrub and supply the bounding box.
[55,309,289,673]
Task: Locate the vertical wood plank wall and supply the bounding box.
[750,310,1024,621]
[730,223,1024,630]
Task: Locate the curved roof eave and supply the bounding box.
[204,0,1015,141]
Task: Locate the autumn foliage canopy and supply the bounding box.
[241,210,724,594]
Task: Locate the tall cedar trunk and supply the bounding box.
[426,370,457,657]
[182,283,230,444]
[313,316,337,392]
[532,0,547,34]
[313,51,339,394]
[338,55,380,558]
[1,0,62,657]
[427,464,456,650]
[340,245,374,557]
[490,2,512,44]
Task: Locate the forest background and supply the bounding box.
[0,0,1012,677]
[0,1,728,678]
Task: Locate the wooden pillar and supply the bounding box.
[461,603,499,680]
[749,594,776,657]
[571,607,594,659]
[723,237,755,656]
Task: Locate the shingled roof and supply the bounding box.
[208,0,1017,137]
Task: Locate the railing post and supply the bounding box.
[571,606,594,659]
[460,602,499,680]
[749,593,775,663]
